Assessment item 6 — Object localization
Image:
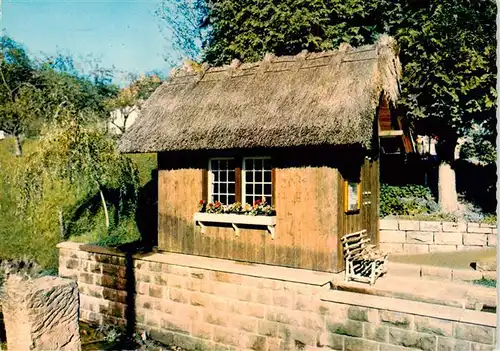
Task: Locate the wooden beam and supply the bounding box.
[379,130,404,137]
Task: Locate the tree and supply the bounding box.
[105,74,162,134]
[0,36,40,156]
[197,0,496,213]
[18,121,139,231]
[386,0,496,212]
[155,0,210,65]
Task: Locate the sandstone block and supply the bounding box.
[3,275,81,351]
[437,336,471,351]
[363,323,388,342]
[190,291,211,307]
[421,266,452,280]
[191,323,213,340]
[434,232,462,245]
[344,336,378,351]
[389,328,437,351]
[258,320,279,337]
[463,234,487,246]
[420,221,442,232]
[347,306,368,322]
[380,230,406,243]
[326,319,363,337]
[399,220,420,231]
[231,314,258,333]
[406,231,434,244]
[294,295,319,313]
[160,315,191,334]
[230,301,265,319]
[442,222,466,232]
[452,269,482,282]
[379,243,405,254]
[272,290,294,308]
[213,326,244,347]
[317,332,343,350]
[467,226,491,234]
[403,243,429,254]
[429,245,458,253]
[414,316,453,336]
[487,234,497,246]
[380,219,399,230]
[380,311,412,329]
[169,288,188,304]
[149,284,164,299]
[245,334,268,351]
[278,324,318,347]
[453,323,495,344]
[205,310,229,327]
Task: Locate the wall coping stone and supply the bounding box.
[320,290,496,327]
[57,242,332,287]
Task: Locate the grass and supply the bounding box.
[0,137,157,270]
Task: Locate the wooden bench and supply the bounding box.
[341,229,388,285]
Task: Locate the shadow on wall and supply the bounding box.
[135,169,158,247]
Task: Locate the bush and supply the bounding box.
[380,184,438,217]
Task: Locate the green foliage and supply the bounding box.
[380,184,438,217]
[472,278,497,288]
[0,137,156,270]
[198,0,496,163]
[201,0,386,65]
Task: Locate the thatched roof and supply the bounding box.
[119,35,401,153]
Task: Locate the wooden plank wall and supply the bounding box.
[157,150,345,273]
[335,157,379,271]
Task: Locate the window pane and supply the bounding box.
[264,171,271,182]
[262,158,270,170]
[211,160,218,170]
[220,183,227,194]
[228,182,235,194]
[220,171,227,182]
[213,183,219,194]
[245,171,253,182]
[245,184,253,197]
[228,170,235,182]
[255,184,262,195]
[212,170,219,181]
[228,195,235,204]
[254,159,262,170]
[255,171,262,182]
[246,195,253,205]
[264,184,272,195]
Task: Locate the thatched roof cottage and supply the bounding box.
[120,35,405,273]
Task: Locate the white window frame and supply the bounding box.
[242,156,272,205]
[208,157,236,205]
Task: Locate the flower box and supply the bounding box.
[193,212,277,239]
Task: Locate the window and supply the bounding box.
[344,180,361,213]
[243,157,272,205]
[209,158,236,205]
[206,157,274,206]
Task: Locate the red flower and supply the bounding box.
[199,200,205,204]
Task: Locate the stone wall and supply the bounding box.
[58,242,496,351]
[380,219,497,254]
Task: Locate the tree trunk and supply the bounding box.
[99,188,110,229]
[436,133,459,213]
[438,161,459,213]
[14,134,22,157]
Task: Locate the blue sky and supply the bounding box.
[4,0,174,84]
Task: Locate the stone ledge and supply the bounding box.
[57,242,332,287]
[320,290,496,327]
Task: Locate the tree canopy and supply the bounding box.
[194,0,496,162]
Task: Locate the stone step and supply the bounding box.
[330,274,497,312]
